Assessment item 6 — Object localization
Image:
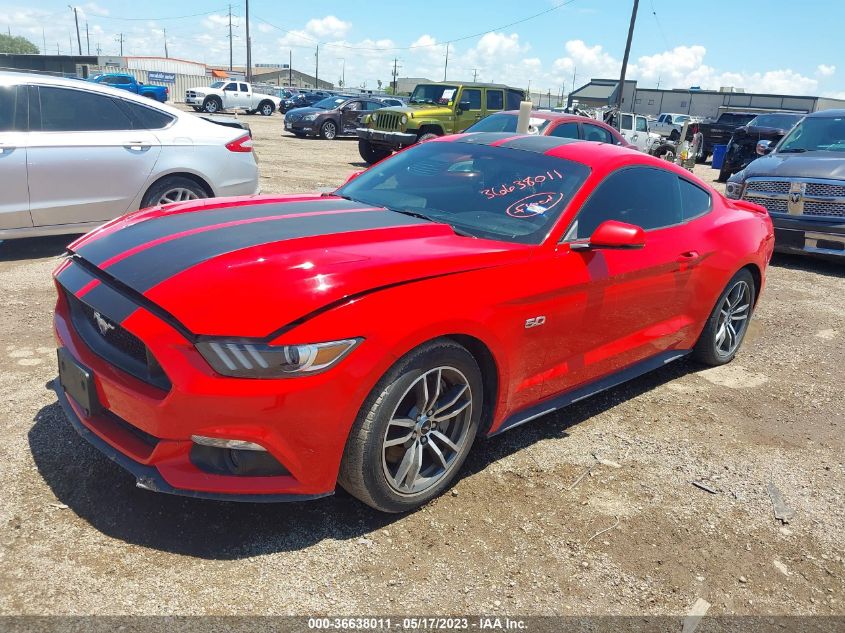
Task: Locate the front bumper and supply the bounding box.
[356,127,417,149]
[51,259,372,501]
[771,214,845,258]
[284,119,317,135]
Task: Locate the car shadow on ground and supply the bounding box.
[770,253,844,278]
[29,360,692,560]
[0,235,82,262]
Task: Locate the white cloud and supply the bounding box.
[817,64,836,77]
[304,15,351,39]
[474,32,526,58]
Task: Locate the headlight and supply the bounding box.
[196,338,361,378]
[400,115,408,125]
[303,114,318,121]
[725,179,744,200]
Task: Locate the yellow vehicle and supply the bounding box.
[356,82,525,163]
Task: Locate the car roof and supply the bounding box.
[415,81,522,90]
[806,109,845,118]
[492,110,613,124]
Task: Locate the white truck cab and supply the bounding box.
[185,81,282,116]
[616,112,662,152]
[652,112,695,139]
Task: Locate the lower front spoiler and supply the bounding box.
[772,214,845,258]
[51,379,334,504]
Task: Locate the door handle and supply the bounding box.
[124,142,151,152]
[677,250,700,262]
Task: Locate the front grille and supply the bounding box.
[745,180,790,194]
[186,90,196,99]
[745,195,788,214]
[804,200,845,217]
[374,112,402,131]
[286,112,303,122]
[65,290,170,391]
[806,182,845,197]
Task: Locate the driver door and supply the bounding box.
[0,85,31,232]
[454,88,482,132]
[539,166,689,398]
[340,100,364,135]
[222,82,239,109]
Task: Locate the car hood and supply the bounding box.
[743,152,845,180]
[287,106,327,116]
[382,104,453,118]
[68,195,523,338]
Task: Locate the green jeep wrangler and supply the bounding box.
[356,82,526,164]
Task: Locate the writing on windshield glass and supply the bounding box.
[481,169,564,200]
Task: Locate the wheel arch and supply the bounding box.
[441,334,500,436]
[417,124,444,137]
[140,171,214,206]
[740,262,763,306]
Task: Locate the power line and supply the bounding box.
[254,0,580,52]
[649,0,671,49]
[94,8,228,21]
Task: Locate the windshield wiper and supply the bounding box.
[779,148,807,153]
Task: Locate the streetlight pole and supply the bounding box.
[68,5,82,55]
[336,57,345,88]
[245,0,252,82]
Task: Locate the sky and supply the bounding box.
[2,1,843,98]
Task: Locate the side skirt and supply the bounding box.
[488,350,691,437]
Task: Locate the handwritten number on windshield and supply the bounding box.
[481,170,564,200]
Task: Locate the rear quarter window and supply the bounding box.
[116,100,175,130]
[679,178,712,220]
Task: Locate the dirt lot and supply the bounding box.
[1,110,843,619]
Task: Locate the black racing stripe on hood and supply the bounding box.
[55,259,95,294]
[105,210,431,293]
[75,198,370,266]
[75,280,140,324]
[498,135,580,152]
[454,132,514,146]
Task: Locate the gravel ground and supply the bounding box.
[0,110,843,618]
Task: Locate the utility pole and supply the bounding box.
[315,44,319,88]
[163,28,168,58]
[289,50,292,87]
[547,89,551,109]
[615,0,639,129]
[572,65,577,94]
[69,5,82,55]
[443,43,449,81]
[116,33,124,56]
[244,0,252,82]
[471,68,478,82]
[42,28,46,55]
[96,41,101,55]
[85,22,90,55]
[392,57,398,94]
[227,4,234,71]
[336,57,345,88]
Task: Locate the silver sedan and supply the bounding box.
[0,72,259,240]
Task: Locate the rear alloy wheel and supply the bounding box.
[141,176,208,208]
[258,101,275,116]
[358,140,392,164]
[320,120,338,140]
[339,340,482,512]
[693,269,755,366]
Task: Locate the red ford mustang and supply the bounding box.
[52,133,774,512]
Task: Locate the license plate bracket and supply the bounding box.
[57,348,101,418]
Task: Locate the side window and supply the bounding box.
[664,115,671,124]
[549,122,579,139]
[506,89,523,110]
[583,124,613,143]
[223,83,237,91]
[344,101,362,111]
[239,83,249,92]
[461,88,481,110]
[486,90,504,111]
[636,117,648,132]
[621,114,633,130]
[679,178,712,220]
[566,167,682,240]
[115,100,175,130]
[37,86,133,132]
[0,86,16,131]
[364,101,383,111]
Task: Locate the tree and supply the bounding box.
[0,34,40,55]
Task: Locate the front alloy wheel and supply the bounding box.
[339,340,482,512]
[382,367,474,494]
[320,120,337,140]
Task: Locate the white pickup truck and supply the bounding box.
[614,112,663,153]
[185,80,282,116]
[651,112,698,140]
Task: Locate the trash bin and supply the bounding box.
[711,144,727,170]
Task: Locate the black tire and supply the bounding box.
[653,145,676,162]
[202,96,222,114]
[320,119,338,140]
[140,176,208,208]
[245,109,257,115]
[358,139,392,164]
[191,106,203,112]
[338,339,483,513]
[418,132,440,142]
[669,129,680,141]
[693,269,756,367]
[258,100,275,116]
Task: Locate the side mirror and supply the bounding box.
[571,220,646,251]
[756,140,774,156]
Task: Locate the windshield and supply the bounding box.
[313,96,346,109]
[747,113,803,129]
[464,113,551,135]
[779,116,845,152]
[336,141,590,244]
[410,84,459,105]
[209,81,225,89]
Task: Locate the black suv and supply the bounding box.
[726,109,845,259]
[284,95,387,140]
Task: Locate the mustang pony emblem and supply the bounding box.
[93,311,115,336]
